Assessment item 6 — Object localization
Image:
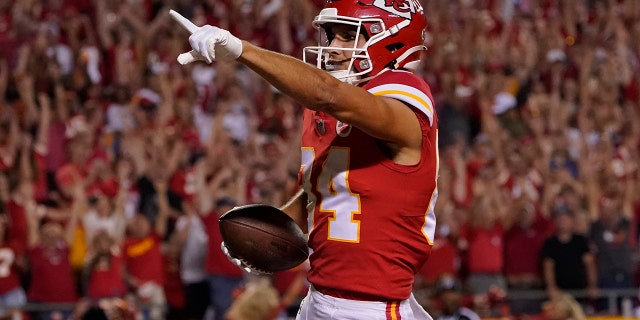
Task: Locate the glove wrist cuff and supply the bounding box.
[228,35,243,60]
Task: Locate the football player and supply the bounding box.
[173,0,438,318]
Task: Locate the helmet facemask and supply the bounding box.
[303,9,381,84]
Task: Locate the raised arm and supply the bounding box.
[35,93,52,152]
[170,11,423,162]
[237,43,421,150]
[152,176,171,238]
[26,200,42,249]
[65,197,81,246]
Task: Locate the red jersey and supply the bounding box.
[124,233,164,286]
[0,244,21,295]
[460,222,504,274]
[87,252,127,299]
[301,70,438,301]
[27,243,77,302]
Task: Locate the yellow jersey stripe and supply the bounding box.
[373,89,433,114]
[368,83,435,125]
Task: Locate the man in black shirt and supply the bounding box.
[541,205,597,298]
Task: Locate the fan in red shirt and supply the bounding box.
[124,217,165,288]
[26,196,79,319]
[459,195,508,296]
[83,230,127,300]
[123,179,171,320]
[504,202,553,316]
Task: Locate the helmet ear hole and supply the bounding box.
[385,43,404,53]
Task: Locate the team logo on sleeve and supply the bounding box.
[371,0,421,20]
[336,121,352,137]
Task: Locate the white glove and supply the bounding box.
[220,242,271,274]
[169,10,242,65]
[181,25,242,64]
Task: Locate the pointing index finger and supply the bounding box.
[169,9,199,34]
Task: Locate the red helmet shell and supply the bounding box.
[320,0,427,76]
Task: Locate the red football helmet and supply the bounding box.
[303,0,427,83]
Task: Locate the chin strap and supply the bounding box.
[328,70,361,85]
[392,45,427,70]
[335,66,401,86]
[353,70,386,85]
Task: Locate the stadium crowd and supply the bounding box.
[0,0,639,319]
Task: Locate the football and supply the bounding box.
[219,204,308,273]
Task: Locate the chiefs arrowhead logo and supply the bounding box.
[372,0,422,20]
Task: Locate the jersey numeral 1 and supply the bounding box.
[301,147,361,242]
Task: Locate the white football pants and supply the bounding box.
[296,285,433,320]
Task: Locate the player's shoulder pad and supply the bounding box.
[363,70,435,126]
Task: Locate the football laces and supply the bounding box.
[220,242,272,274]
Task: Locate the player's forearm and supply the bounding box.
[279,188,308,233]
[238,41,340,112]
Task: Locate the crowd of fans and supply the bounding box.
[418,0,640,318]
[0,0,639,319]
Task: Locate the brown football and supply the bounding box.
[219,204,308,273]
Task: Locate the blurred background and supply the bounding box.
[0,0,639,319]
